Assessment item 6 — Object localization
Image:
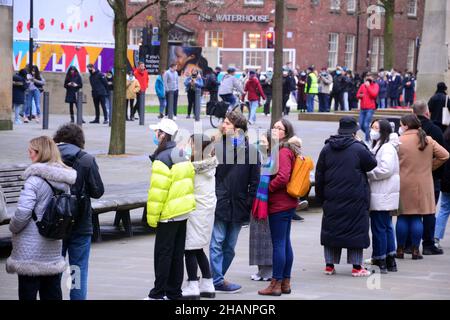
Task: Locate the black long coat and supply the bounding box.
[315,135,377,249]
[64,74,83,103]
[214,138,260,224]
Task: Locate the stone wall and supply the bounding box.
[0,6,13,131]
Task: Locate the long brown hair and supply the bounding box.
[29,136,65,165]
[400,114,428,151]
[190,134,215,162]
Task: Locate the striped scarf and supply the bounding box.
[251,156,274,220]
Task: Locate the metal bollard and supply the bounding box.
[139,92,145,126]
[194,88,201,122]
[109,90,113,127]
[42,91,50,130]
[167,91,174,120]
[76,91,83,126]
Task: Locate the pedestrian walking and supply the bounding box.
[244,70,266,125]
[145,119,196,300]
[260,74,272,116]
[315,117,377,277]
[259,119,302,296]
[435,126,450,250]
[6,136,76,300]
[87,64,109,124]
[428,82,450,132]
[396,114,449,260]
[64,66,83,123]
[133,62,149,121]
[163,63,180,120]
[204,66,221,104]
[184,69,204,119]
[182,134,218,300]
[357,74,380,142]
[24,65,45,123]
[53,123,105,300]
[155,70,166,119]
[12,69,28,125]
[210,111,260,294]
[126,71,141,121]
[367,119,400,273]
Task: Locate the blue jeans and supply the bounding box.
[378,98,386,109]
[13,104,23,124]
[359,109,375,142]
[341,92,349,111]
[220,94,236,110]
[306,94,316,112]
[209,220,242,286]
[25,89,41,117]
[396,215,423,248]
[269,209,294,280]
[62,234,91,300]
[158,96,166,115]
[249,100,258,123]
[435,192,450,240]
[370,211,397,259]
[318,93,330,112]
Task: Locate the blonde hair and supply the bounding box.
[29,136,65,165]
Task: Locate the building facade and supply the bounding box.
[128,0,424,74]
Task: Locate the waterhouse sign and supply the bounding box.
[199,14,270,23]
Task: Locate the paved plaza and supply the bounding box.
[1,113,450,300]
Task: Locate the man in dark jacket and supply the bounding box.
[87,64,109,124]
[412,101,446,255]
[315,117,377,276]
[428,82,450,132]
[205,67,221,103]
[260,74,272,116]
[210,111,260,293]
[12,69,28,124]
[53,123,105,300]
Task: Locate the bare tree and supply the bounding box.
[271,0,285,126]
[377,0,396,71]
[106,0,158,155]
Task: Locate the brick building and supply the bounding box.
[128,0,424,74]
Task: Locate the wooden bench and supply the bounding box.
[0,165,27,226]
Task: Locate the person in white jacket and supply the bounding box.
[367,119,400,274]
[182,134,218,300]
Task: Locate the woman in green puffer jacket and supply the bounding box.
[145,119,196,300]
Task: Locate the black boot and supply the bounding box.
[372,258,388,274]
[386,255,398,272]
[70,115,75,123]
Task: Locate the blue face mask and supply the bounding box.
[152,131,159,146]
[230,135,245,147]
[336,71,341,75]
[185,145,192,159]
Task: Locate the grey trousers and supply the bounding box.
[324,246,364,265]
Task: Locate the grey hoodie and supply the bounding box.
[7,162,76,276]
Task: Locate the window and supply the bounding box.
[344,35,355,69]
[371,36,384,72]
[407,0,417,17]
[347,0,356,13]
[129,28,143,45]
[407,40,415,72]
[244,32,263,68]
[244,0,264,5]
[205,31,224,48]
[245,32,263,49]
[328,33,339,68]
[330,0,341,10]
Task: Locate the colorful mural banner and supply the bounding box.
[13,41,138,73]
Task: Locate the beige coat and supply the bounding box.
[399,130,449,215]
[126,79,141,100]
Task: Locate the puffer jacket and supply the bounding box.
[147,160,196,228]
[367,133,400,211]
[6,163,76,276]
[185,157,218,250]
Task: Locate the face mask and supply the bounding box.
[184,145,192,159]
[398,127,405,136]
[370,130,381,141]
[230,135,245,147]
[151,131,159,146]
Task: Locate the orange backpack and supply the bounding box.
[286,155,314,198]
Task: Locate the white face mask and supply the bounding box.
[398,127,405,136]
[370,130,381,141]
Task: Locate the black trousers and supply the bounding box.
[93,96,108,121]
[264,96,272,115]
[187,90,196,116]
[126,99,134,119]
[185,249,212,281]
[282,94,290,115]
[165,90,179,117]
[18,274,63,300]
[209,91,218,104]
[149,220,186,300]
[69,102,76,118]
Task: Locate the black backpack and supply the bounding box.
[32,178,76,240]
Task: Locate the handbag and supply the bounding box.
[442,95,450,126]
[286,92,298,108]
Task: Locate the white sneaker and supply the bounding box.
[199,278,215,298]
[364,258,374,265]
[182,280,200,300]
[173,116,177,120]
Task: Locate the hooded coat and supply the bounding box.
[7,163,76,276]
[244,76,266,102]
[185,157,218,250]
[315,135,377,249]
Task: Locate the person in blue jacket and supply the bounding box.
[155,70,166,119]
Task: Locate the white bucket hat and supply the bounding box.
[149,119,178,136]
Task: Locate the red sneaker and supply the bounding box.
[352,268,371,277]
[324,266,336,275]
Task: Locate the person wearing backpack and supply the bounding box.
[258,119,302,297]
[53,123,105,300]
[6,136,76,300]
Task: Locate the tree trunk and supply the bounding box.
[159,0,169,73]
[271,0,285,127]
[383,0,395,70]
[108,16,128,155]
